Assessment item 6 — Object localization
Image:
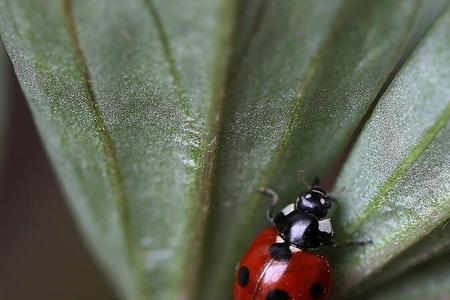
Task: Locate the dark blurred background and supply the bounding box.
[0,61,118,300]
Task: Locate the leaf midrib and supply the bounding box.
[142,1,244,299]
[191,1,276,298]
[63,0,145,298]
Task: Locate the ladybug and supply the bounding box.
[233,176,367,300]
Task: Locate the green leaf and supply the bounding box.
[364,253,450,300]
[350,224,450,299]
[332,6,450,298]
[0,1,449,300]
[0,0,236,299]
[197,1,435,298]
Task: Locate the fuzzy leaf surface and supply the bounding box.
[198,1,431,298]
[364,253,450,300]
[0,1,448,300]
[333,6,450,298]
[0,0,236,298]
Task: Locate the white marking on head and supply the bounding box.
[305,194,312,199]
[320,198,325,205]
[311,189,326,196]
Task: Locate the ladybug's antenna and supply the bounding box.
[298,170,310,188]
[258,188,279,223]
[298,170,321,189]
[312,177,320,187]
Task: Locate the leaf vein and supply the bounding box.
[62,0,143,296]
[348,101,450,232]
[143,0,191,115]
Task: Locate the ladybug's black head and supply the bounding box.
[296,186,332,218]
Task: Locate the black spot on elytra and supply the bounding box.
[237,266,250,287]
[268,243,292,260]
[266,289,290,300]
[310,282,325,298]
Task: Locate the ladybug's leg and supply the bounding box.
[329,239,372,248]
[258,188,279,222]
[328,186,347,202]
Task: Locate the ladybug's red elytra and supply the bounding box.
[233,176,368,300]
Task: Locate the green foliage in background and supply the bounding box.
[0,1,449,299]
